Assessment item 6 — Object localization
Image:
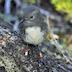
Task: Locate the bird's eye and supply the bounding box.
[30,15,35,20]
[30,16,33,18]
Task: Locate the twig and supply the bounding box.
[4,0,11,15]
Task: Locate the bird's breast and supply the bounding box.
[24,26,44,45]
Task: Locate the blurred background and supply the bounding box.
[0,0,72,55]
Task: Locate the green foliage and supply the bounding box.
[23,0,36,4]
[28,0,36,4]
[51,0,72,20]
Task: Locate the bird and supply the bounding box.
[18,6,48,45]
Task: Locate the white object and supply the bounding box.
[25,51,28,56]
[25,26,44,45]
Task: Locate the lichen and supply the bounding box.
[0,48,21,72]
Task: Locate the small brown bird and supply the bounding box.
[18,6,48,45]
